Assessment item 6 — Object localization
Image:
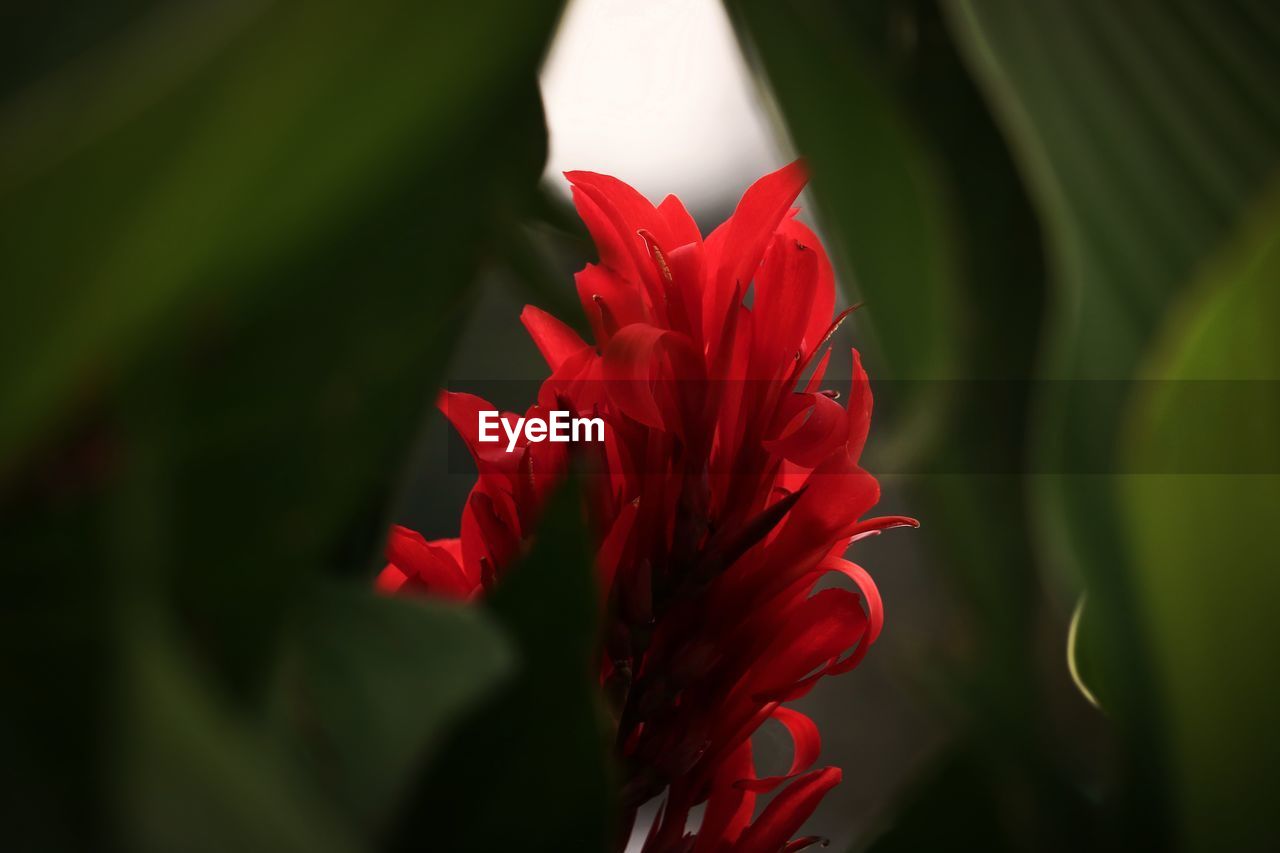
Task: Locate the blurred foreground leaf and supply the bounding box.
[391,477,616,852]
[118,612,359,853]
[1,0,567,847]
[949,0,1280,836]
[1121,185,1280,851]
[0,0,562,469]
[865,743,1096,853]
[272,585,514,831]
[727,0,960,392]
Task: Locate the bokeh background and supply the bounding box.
[3,1,1278,851]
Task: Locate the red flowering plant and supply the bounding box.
[378,162,916,851]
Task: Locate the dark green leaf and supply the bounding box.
[726,0,961,392]
[862,744,1094,853]
[391,476,617,853]
[117,612,360,853]
[1120,184,1280,850]
[0,0,565,470]
[1,1,567,847]
[271,583,514,831]
[948,0,1280,833]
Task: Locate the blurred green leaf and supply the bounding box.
[0,2,174,99]
[949,0,1280,832]
[726,0,961,390]
[391,477,616,853]
[0,0,563,470]
[118,612,360,853]
[1121,184,1280,851]
[3,0,560,688]
[1,1,567,847]
[271,584,514,831]
[863,743,1095,853]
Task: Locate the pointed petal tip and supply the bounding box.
[770,157,807,182]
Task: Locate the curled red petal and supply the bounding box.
[732,767,842,853]
[744,588,867,702]
[821,556,883,646]
[736,706,821,793]
[764,392,848,469]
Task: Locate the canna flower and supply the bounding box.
[379,162,916,851]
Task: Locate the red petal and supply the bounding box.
[705,161,808,350]
[796,304,858,377]
[566,171,671,313]
[847,348,872,460]
[437,391,518,470]
[569,184,638,281]
[694,739,756,852]
[802,348,832,394]
[659,193,702,246]
[575,263,646,347]
[848,515,919,541]
[733,767,841,853]
[762,453,879,576]
[567,171,672,247]
[596,499,638,604]
[764,393,848,469]
[748,588,867,699]
[602,324,703,433]
[466,491,520,576]
[822,556,883,646]
[521,305,589,371]
[736,707,821,793]
[383,525,475,599]
[778,218,836,357]
[666,241,706,346]
[752,234,820,376]
[375,563,408,594]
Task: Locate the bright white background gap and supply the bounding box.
[539,0,788,218]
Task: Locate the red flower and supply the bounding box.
[380,162,916,851]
